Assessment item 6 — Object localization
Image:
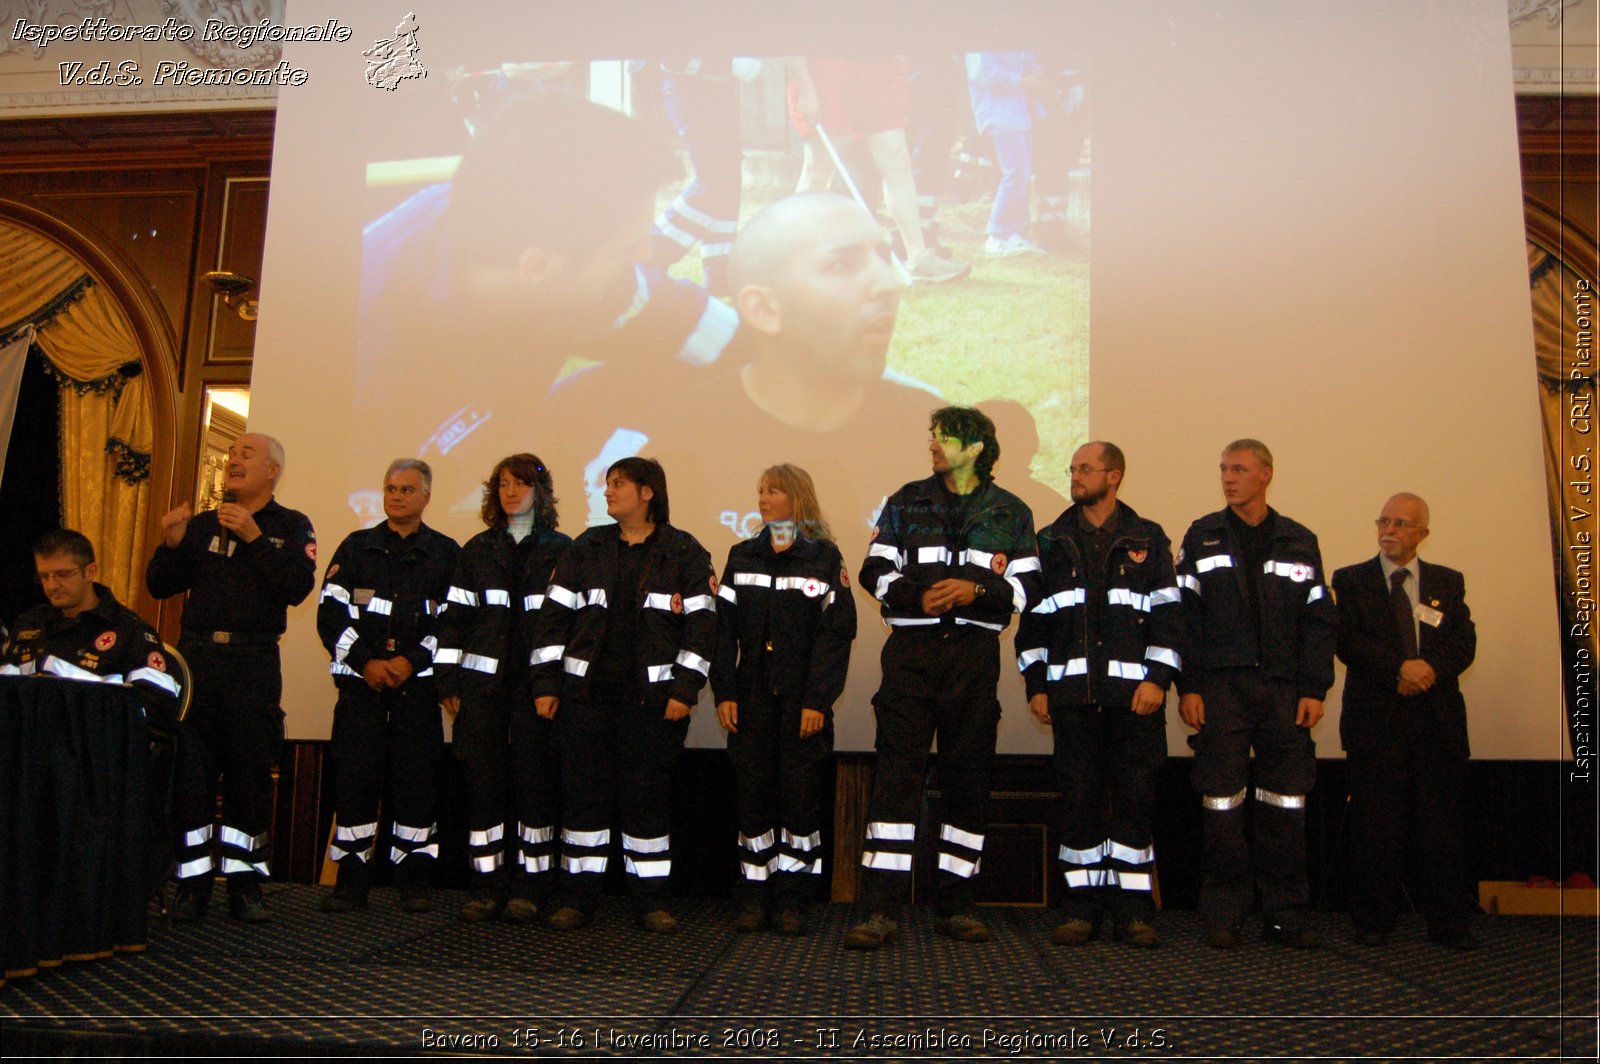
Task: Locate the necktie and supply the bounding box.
[1390,568,1417,658]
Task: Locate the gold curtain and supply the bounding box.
[1529,241,1599,710]
[0,221,151,604]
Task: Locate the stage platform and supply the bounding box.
[1,886,1594,1058]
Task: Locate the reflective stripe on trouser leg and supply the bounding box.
[219,823,270,879]
[738,828,779,883]
[329,819,378,863]
[466,821,506,877]
[175,821,215,880]
[389,821,439,865]
[623,832,672,881]
[514,822,555,876]
[937,822,985,880]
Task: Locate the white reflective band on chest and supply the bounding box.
[483,588,511,607]
[41,656,124,684]
[955,617,1004,631]
[563,656,589,676]
[1106,840,1155,865]
[546,584,582,610]
[940,824,985,850]
[1307,585,1326,603]
[129,666,181,696]
[1144,646,1182,671]
[1016,647,1049,671]
[363,596,393,616]
[682,593,715,613]
[717,584,738,605]
[523,593,544,612]
[734,571,772,587]
[1195,554,1233,573]
[875,571,902,601]
[585,588,608,608]
[1107,588,1151,612]
[1046,658,1089,680]
[675,649,711,675]
[887,616,939,626]
[1263,560,1315,583]
[530,644,563,665]
[938,852,981,878]
[1254,786,1305,809]
[1032,588,1086,614]
[1149,586,1182,607]
[960,548,994,569]
[917,545,954,565]
[462,653,499,674]
[334,626,359,664]
[868,542,906,567]
[646,663,674,683]
[1177,574,1202,594]
[433,648,462,665]
[773,576,822,594]
[1107,660,1148,680]
[644,592,676,611]
[1203,788,1247,811]
[447,585,478,606]
[866,820,916,841]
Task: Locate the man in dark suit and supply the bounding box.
[1333,492,1478,949]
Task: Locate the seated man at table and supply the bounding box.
[0,528,180,727]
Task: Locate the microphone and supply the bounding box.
[218,489,237,555]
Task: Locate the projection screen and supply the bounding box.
[248,0,1562,758]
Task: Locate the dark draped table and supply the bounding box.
[0,674,148,987]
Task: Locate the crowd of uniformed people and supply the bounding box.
[2,410,1479,954]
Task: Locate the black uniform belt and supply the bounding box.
[182,628,279,646]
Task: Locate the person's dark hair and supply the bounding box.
[930,405,1001,482]
[34,528,95,567]
[1088,440,1126,475]
[446,90,681,270]
[607,456,669,525]
[481,453,559,530]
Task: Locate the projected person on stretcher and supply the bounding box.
[358,91,739,507]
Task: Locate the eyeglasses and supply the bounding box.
[1374,517,1424,531]
[35,566,84,584]
[1068,465,1111,477]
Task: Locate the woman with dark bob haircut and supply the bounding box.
[435,453,570,923]
[531,457,716,933]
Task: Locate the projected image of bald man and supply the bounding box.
[551,192,937,544]
[358,90,738,505]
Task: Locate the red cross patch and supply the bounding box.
[709,574,719,595]
[1128,549,1148,564]
[95,630,117,651]
[990,553,1008,575]
[839,566,850,589]
[147,650,167,671]
[802,578,823,598]
[1290,563,1311,582]
[306,541,318,560]
[670,592,684,614]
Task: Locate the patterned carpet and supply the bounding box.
[1,885,1593,1058]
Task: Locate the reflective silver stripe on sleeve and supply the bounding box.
[867,543,905,566]
[462,653,499,675]
[1107,660,1148,680]
[1007,555,1042,576]
[45,661,127,686]
[0,662,30,676]
[874,571,902,601]
[682,594,715,613]
[1016,647,1049,671]
[333,627,359,664]
[675,650,711,676]
[678,288,739,366]
[1203,788,1247,811]
[447,585,478,606]
[643,592,675,611]
[433,648,462,665]
[1145,645,1181,671]
[1149,586,1182,607]
[1307,585,1326,603]
[1106,588,1151,612]
[483,589,511,607]
[1254,787,1306,810]
[733,572,773,587]
[129,667,181,696]
[1031,589,1086,614]
[364,596,393,616]
[646,663,674,683]
[1177,574,1202,594]
[917,545,954,565]
[1005,574,1028,612]
[1195,555,1233,573]
[329,661,359,678]
[717,583,738,605]
[546,584,582,610]
[961,548,994,569]
[562,656,589,677]
[529,644,563,665]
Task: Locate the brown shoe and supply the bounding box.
[458,896,504,924]
[775,908,807,936]
[843,913,897,950]
[546,905,591,930]
[936,914,991,942]
[639,909,679,933]
[1051,918,1096,946]
[503,897,540,925]
[733,905,767,933]
[1116,919,1161,949]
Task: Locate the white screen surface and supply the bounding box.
[250,0,1560,758]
